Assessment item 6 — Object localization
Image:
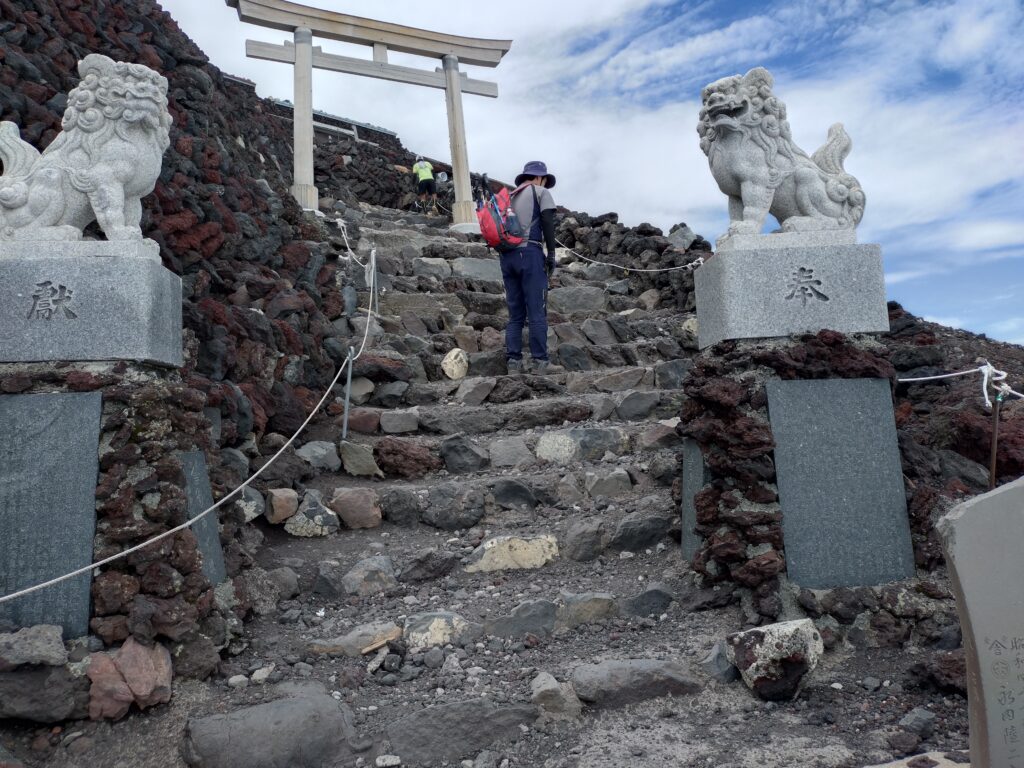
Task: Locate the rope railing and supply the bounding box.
[555,238,705,274]
[896,361,1023,410]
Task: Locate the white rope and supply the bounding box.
[555,238,704,274]
[995,382,1024,401]
[0,248,381,607]
[896,361,1017,410]
[334,217,366,267]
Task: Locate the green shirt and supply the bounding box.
[413,160,433,182]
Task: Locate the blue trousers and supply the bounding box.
[500,244,548,361]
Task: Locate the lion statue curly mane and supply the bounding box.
[697,67,865,241]
[0,53,170,242]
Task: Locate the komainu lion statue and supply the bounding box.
[0,53,170,242]
[697,67,865,238]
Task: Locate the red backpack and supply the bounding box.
[477,184,534,253]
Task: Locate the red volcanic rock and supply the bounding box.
[688,377,748,408]
[92,572,141,616]
[731,549,786,587]
[86,652,134,721]
[90,616,130,646]
[353,355,416,383]
[113,638,173,710]
[950,407,1024,478]
[374,437,442,479]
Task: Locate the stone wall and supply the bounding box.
[555,214,711,311]
[677,305,1024,642]
[0,361,252,681]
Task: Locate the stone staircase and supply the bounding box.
[217,203,734,767]
[310,203,698,540]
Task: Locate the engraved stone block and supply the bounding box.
[0,392,102,637]
[0,242,182,367]
[939,477,1024,768]
[180,451,227,587]
[680,438,709,560]
[767,378,914,588]
[694,243,889,349]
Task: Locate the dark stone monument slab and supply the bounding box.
[0,392,102,637]
[939,476,1024,768]
[680,438,709,560]
[180,451,227,586]
[766,378,913,588]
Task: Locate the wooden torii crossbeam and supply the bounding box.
[226,0,512,228]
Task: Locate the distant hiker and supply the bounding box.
[503,160,561,375]
[411,156,437,211]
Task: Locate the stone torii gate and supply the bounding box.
[226,0,511,229]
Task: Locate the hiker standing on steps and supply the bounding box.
[503,160,562,375]
[412,155,437,212]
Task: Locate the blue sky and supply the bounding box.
[164,0,1024,343]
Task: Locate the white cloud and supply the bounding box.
[924,315,966,328]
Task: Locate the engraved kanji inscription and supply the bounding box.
[785,267,830,306]
[27,281,78,320]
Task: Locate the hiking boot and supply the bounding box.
[506,358,525,374]
[532,360,564,375]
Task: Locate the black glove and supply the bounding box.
[545,252,556,275]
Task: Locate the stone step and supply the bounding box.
[316,462,680,534]
[343,387,685,438]
[323,414,684,495]
[340,358,693,409]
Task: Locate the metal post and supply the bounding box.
[989,395,1002,490]
[342,346,355,441]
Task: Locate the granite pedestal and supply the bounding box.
[767,378,914,589]
[694,242,889,349]
[0,240,182,366]
[939,477,1024,768]
[680,438,709,560]
[0,392,102,637]
[181,451,227,586]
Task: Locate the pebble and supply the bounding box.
[376,756,402,767]
[251,665,275,684]
[830,682,843,690]
[861,676,881,692]
[228,675,249,689]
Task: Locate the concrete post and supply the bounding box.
[442,54,477,230]
[291,26,319,210]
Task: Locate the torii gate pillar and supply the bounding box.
[227,0,510,228]
[442,55,474,227]
[291,26,319,209]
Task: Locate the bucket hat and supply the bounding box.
[515,160,556,189]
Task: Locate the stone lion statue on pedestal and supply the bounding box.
[0,53,171,242]
[697,67,865,238]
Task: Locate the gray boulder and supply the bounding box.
[342,556,398,597]
[385,699,537,766]
[485,600,557,638]
[440,435,490,474]
[295,441,341,472]
[0,666,89,722]
[563,519,608,562]
[0,625,67,670]
[571,659,700,707]
[548,286,606,314]
[609,509,674,550]
[182,687,367,768]
[619,582,676,617]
